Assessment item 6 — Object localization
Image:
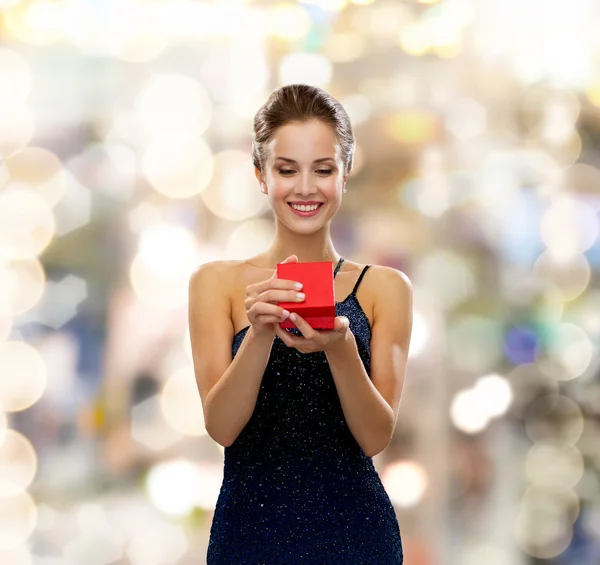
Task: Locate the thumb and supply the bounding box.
[334,316,349,333]
[282,254,298,263]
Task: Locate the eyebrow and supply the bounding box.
[274,157,336,165]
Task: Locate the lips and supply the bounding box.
[287,202,324,217]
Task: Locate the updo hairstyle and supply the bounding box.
[252,84,355,176]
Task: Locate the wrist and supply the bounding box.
[247,324,276,344]
[324,331,355,357]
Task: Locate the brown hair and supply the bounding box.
[252,84,355,176]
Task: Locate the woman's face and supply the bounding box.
[259,120,346,234]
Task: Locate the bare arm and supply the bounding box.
[325,268,413,457]
[188,257,301,447]
[188,263,273,446]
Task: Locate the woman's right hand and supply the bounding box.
[245,254,304,338]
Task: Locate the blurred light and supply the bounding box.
[128,201,164,235]
[131,223,201,310]
[323,32,367,62]
[0,188,55,260]
[349,0,374,4]
[126,520,188,565]
[445,98,486,140]
[408,310,427,358]
[0,546,31,565]
[301,0,347,10]
[0,106,35,158]
[381,460,428,507]
[131,395,182,451]
[138,223,200,279]
[463,544,509,565]
[201,150,267,222]
[25,274,87,330]
[503,325,539,365]
[64,504,123,564]
[448,316,503,373]
[413,251,476,310]
[524,394,584,446]
[53,172,92,237]
[268,4,311,40]
[278,53,332,88]
[341,94,372,126]
[450,389,490,434]
[0,316,11,343]
[0,492,37,550]
[516,485,577,559]
[474,374,513,418]
[1,147,66,207]
[135,74,212,138]
[34,504,57,533]
[160,366,206,437]
[0,341,47,413]
[141,133,214,199]
[0,49,33,108]
[540,98,579,146]
[4,1,63,46]
[525,443,584,489]
[398,22,430,56]
[226,219,275,260]
[586,79,600,107]
[386,110,438,145]
[0,259,45,317]
[533,251,591,302]
[0,0,22,7]
[360,2,413,42]
[540,322,595,381]
[0,413,5,447]
[0,429,37,498]
[540,196,598,260]
[147,459,203,516]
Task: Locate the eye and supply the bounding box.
[316,169,333,176]
[279,169,296,176]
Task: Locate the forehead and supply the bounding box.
[268,120,340,161]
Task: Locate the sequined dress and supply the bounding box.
[207,259,404,564]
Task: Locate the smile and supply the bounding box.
[288,203,324,217]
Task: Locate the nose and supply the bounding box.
[295,172,315,197]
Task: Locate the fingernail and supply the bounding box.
[289,313,296,322]
[294,282,303,290]
[282,309,290,317]
[296,293,305,300]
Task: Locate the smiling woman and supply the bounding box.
[188,84,412,564]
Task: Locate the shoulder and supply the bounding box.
[366,264,412,294]
[188,259,243,294]
[365,265,412,312]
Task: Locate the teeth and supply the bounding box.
[291,204,320,212]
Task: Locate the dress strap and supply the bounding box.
[351,265,371,296]
[333,257,344,279]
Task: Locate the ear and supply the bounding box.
[254,167,264,186]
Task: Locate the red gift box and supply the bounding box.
[277,261,335,330]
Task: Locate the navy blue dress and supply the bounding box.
[207,260,403,564]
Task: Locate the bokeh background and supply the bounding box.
[2,0,600,563]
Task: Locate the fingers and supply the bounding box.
[248,301,290,321]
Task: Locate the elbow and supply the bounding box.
[204,416,237,448]
[363,438,391,458]
[363,421,395,458]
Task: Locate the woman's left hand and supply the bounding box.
[274,313,352,354]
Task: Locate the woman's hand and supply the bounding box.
[274,312,352,354]
[245,254,304,339]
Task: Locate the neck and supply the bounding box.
[265,222,341,265]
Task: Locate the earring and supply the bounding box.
[261,184,267,194]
